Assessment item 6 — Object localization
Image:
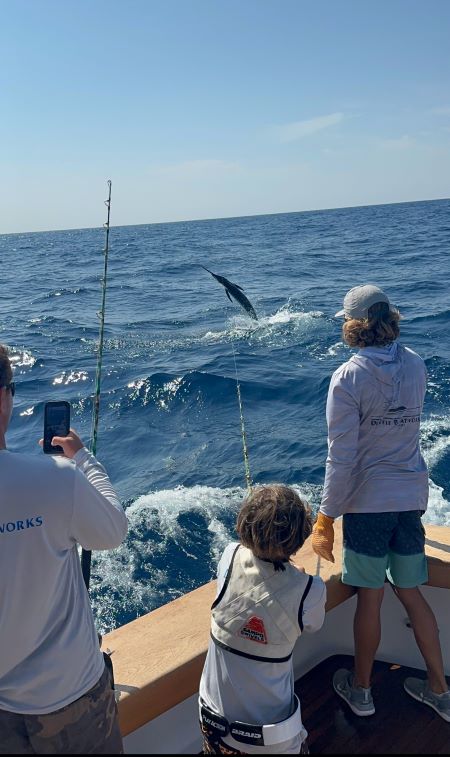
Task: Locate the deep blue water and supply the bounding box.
[1,199,449,632]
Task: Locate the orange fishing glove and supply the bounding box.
[312,512,335,563]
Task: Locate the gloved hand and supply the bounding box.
[312,512,335,563]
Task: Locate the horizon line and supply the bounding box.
[1,195,449,237]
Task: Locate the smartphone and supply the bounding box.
[43,401,70,454]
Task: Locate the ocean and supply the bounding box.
[1,198,449,633]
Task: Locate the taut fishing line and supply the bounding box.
[230,327,253,494]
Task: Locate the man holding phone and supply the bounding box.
[0,344,127,754]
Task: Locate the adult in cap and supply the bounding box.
[312,285,450,722]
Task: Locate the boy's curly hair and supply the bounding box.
[0,345,12,387]
[343,301,400,348]
[236,484,312,563]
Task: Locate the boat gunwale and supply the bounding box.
[103,522,450,737]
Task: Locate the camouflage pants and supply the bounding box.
[0,666,123,754]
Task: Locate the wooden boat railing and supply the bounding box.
[103,521,450,739]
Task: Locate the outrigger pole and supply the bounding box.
[81,180,112,591]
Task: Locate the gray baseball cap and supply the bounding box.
[335,284,395,319]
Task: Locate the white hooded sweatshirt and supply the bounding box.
[321,342,428,519]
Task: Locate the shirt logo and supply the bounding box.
[0,516,43,534]
[239,616,267,644]
[371,406,421,427]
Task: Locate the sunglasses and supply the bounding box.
[1,382,15,397]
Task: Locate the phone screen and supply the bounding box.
[43,401,70,454]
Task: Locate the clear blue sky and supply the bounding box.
[2,0,450,232]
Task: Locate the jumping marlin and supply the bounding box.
[201,266,258,320]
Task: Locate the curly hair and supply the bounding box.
[236,484,312,563]
[343,302,400,348]
[0,345,12,387]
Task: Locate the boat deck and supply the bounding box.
[296,654,450,754]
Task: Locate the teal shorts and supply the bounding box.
[342,511,428,589]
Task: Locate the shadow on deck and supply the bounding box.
[296,654,450,754]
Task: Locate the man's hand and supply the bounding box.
[312,512,335,563]
[39,428,84,459]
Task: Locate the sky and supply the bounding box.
[2,0,450,233]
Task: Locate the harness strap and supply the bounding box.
[199,695,302,747]
[211,544,240,610]
[298,574,313,631]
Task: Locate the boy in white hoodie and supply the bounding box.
[312,285,450,722]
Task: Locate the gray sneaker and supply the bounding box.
[333,668,375,716]
[404,677,450,723]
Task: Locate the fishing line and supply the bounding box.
[201,265,256,492]
[229,329,252,494]
[81,179,112,591]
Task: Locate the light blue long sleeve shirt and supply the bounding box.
[321,342,428,519]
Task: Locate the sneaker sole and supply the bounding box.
[404,687,450,723]
[333,685,375,717]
